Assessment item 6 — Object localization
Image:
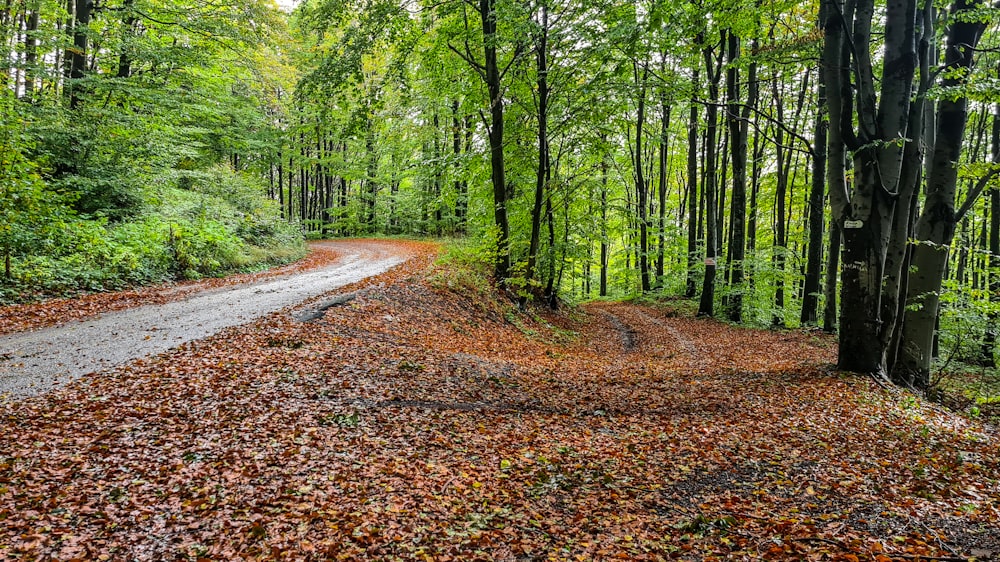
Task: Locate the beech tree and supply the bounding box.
[822,0,918,376]
[897,0,992,386]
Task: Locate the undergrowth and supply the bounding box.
[0,167,305,305]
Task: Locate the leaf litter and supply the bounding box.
[1,243,998,561]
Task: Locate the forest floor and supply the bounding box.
[1,242,998,561]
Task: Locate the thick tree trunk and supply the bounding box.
[886,1,934,376]
[896,0,986,387]
[824,222,841,332]
[823,0,917,376]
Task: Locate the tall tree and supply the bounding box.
[896,0,992,386]
[823,0,918,376]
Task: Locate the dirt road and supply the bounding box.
[0,239,417,400]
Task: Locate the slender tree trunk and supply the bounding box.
[278,150,285,218]
[116,0,135,78]
[364,124,378,231]
[479,0,511,280]
[802,75,828,325]
[697,34,723,317]
[600,135,609,297]
[725,30,754,322]
[452,100,466,233]
[526,6,550,292]
[433,112,443,233]
[986,104,999,366]
[633,61,651,293]
[66,0,91,109]
[656,71,669,286]
[685,70,699,298]
[23,2,38,99]
[772,79,788,327]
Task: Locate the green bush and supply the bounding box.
[0,164,305,304]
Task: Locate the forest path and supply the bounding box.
[0,239,421,401]
[1,255,997,560]
[587,302,707,370]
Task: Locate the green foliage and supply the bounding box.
[0,0,305,304]
[4,174,303,302]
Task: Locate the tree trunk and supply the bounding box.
[600,136,609,297]
[697,34,722,317]
[772,79,788,327]
[896,0,986,387]
[632,60,651,293]
[479,0,511,280]
[685,70,699,298]
[452,101,466,233]
[116,0,136,79]
[23,2,39,99]
[802,74,828,325]
[823,0,917,376]
[66,0,91,108]
[656,70,670,286]
[725,30,750,322]
[526,5,550,292]
[824,221,841,332]
[986,104,999,366]
[886,0,934,376]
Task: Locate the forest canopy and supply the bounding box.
[2,0,999,391]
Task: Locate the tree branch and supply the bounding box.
[955,166,1000,223]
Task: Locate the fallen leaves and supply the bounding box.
[1,245,998,560]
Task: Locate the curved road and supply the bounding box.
[0,240,415,401]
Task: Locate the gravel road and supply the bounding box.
[0,239,414,401]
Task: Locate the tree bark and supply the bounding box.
[526,4,549,294]
[986,104,999,366]
[802,73,827,325]
[697,34,723,317]
[600,135,609,297]
[824,0,917,376]
[685,70,700,298]
[66,0,91,109]
[896,0,986,387]
[635,61,651,293]
[725,30,751,322]
[656,63,670,286]
[479,0,512,281]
